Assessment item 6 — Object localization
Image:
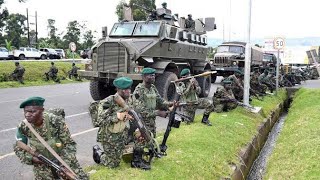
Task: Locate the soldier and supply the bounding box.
[212,80,238,113]
[45,62,60,83]
[68,63,80,80]
[14,96,88,179]
[227,70,244,101]
[185,14,195,31]
[311,66,319,79]
[11,62,25,84]
[179,68,214,126]
[133,67,174,137]
[156,2,172,19]
[92,77,150,170]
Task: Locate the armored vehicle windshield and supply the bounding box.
[110,21,161,37]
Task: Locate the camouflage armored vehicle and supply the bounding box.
[210,41,263,81]
[79,12,216,101]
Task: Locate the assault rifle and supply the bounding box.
[16,141,78,180]
[172,71,217,83]
[221,98,261,113]
[114,95,162,162]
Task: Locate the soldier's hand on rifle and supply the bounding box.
[134,129,145,142]
[32,156,43,164]
[117,112,132,121]
[156,110,168,118]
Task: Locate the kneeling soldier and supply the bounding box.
[213,80,238,113]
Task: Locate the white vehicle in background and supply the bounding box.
[0,47,9,60]
[9,47,47,60]
[55,49,66,59]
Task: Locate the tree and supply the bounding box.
[82,30,95,49]
[46,18,62,47]
[63,20,81,49]
[4,13,27,48]
[116,0,156,21]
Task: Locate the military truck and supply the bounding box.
[79,12,216,101]
[210,41,263,81]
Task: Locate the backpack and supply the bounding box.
[88,101,100,127]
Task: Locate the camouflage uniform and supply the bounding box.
[68,64,79,79]
[133,83,171,137]
[213,87,237,112]
[96,93,131,168]
[45,63,60,83]
[179,79,214,123]
[14,112,88,180]
[226,74,243,101]
[11,63,25,84]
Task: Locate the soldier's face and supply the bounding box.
[24,106,44,124]
[118,88,131,99]
[143,74,155,84]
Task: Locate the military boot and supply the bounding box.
[201,114,212,126]
[93,145,104,164]
[131,149,151,170]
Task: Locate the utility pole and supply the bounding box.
[229,0,231,41]
[35,11,38,48]
[243,0,252,105]
[26,8,30,46]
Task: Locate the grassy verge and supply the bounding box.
[265,88,320,179]
[87,90,287,179]
[0,61,86,88]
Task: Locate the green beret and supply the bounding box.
[141,67,156,75]
[20,96,45,108]
[113,77,133,89]
[180,68,190,76]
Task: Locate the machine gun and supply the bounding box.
[16,141,78,180]
[114,95,162,162]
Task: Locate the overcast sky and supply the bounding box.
[3,0,320,41]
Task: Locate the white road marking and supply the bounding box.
[0,112,89,133]
[0,127,98,160]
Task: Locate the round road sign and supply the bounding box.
[69,42,76,52]
[273,37,285,50]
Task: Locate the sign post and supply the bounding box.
[273,37,285,94]
[69,42,76,63]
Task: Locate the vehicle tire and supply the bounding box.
[155,71,178,101]
[197,72,211,97]
[19,54,25,60]
[90,80,115,101]
[40,55,47,60]
[211,73,217,83]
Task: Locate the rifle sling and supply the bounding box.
[23,119,77,177]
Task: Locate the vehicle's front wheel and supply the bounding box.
[155,72,178,101]
[40,54,47,60]
[90,80,115,101]
[19,54,25,60]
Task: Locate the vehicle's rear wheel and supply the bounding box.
[90,80,115,101]
[155,72,178,101]
[19,54,25,60]
[197,72,211,97]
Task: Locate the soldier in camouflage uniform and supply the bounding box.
[311,66,319,79]
[251,67,267,95]
[185,14,195,31]
[68,63,80,80]
[212,80,238,112]
[179,68,214,126]
[226,70,244,101]
[45,62,60,83]
[92,77,150,170]
[133,68,174,137]
[14,96,88,180]
[11,62,25,84]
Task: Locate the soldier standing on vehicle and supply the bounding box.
[11,62,25,84]
[133,68,174,137]
[92,77,150,170]
[13,96,88,179]
[68,63,80,80]
[178,68,214,126]
[185,14,195,31]
[45,62,60,83]
[213,80,238,113]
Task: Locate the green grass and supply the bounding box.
[0,61,86,88]
[265,88,320,180]
[87,90,287,179]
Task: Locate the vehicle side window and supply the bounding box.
[26,48,31,51]
[19,48,24,51]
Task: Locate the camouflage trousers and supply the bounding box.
[140,115,157,138]
[183,98,214,123]
[33,154,88,180]
[100,130,128,168]
[214,102,238,113]
[11,74,24,84]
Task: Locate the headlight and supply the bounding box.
[210,61,214,65]
[232,61,237,65]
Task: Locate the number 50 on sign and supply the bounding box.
[273,37,285,50]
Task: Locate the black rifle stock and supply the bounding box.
[16,141,78,180]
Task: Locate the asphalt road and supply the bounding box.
[0,78,221,179]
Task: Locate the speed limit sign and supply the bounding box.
[273,37,285,50]
[69,42,76,52]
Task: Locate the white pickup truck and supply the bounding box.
[9,47,47,60]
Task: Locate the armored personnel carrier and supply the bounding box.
[79,10,216,101]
